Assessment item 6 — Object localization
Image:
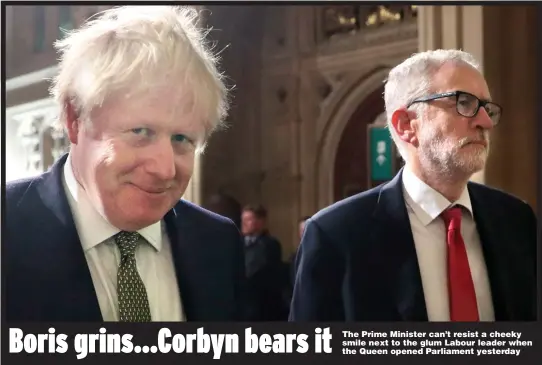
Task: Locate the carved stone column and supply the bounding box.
[5,6,16,77]
[17,115,45,175]
[7,99,69,181]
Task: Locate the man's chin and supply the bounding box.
[457,156,486,176]
[105,203,171,231]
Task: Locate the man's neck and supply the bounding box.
[407,163,470,202]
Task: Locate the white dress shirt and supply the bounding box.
[62,154,185,321]
[402,167,495,321]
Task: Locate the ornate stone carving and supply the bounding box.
[321,5,418,39]
[319,83,333,100]
[262,6,291,56]
[50,126,69,161]
[276,87,288,103]
[41,124,70,170]
[316,4,418,59]
[298,70,335,113]
[11,100,68,175]
[317,21,418,57]
[17,115,44,173]
[262,74,298,123]
[364,5,418,27]
[315,69,354,110]
[322,6,358,38]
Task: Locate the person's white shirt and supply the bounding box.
[402,166,495,321]
[62,153,185,321]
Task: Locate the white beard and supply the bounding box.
[417,121,489,179]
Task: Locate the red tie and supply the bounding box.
[441,207,479,321]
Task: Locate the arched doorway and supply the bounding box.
[315,67,395,209]
[333,86,384,201]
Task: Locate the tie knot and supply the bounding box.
[441,206,462,231]
[115,231,142,259]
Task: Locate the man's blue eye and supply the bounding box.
[172,134,188,143]
[132,128,149,136]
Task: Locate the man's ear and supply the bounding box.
[65,100,79,144]
[391,107,418,146]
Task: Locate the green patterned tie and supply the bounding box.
[115,231,152,322]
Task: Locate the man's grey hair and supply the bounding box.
[383,49,481,161]
[50,6,230,153]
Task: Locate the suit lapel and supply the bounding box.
[163,209,195,319]
[468,185,513,320]
[32,155,102,321]
[371,170,428,321]
[165,205,230,321]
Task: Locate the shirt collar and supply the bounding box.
[402,166,473,226]
[62,153,162,251]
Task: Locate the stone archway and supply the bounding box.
[315,67,391,209]
[333,85,384,201]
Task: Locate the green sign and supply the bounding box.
[369,126,393,181]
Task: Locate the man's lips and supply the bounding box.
[129,183,169,194]
[467,140,487,147]
[461,139,487,148]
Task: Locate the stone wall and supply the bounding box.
[201,5,419,255]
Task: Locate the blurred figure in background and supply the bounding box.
[204,192,242,230]
[290,49,536,322]
[242,204,287,320]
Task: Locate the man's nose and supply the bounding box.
[147,140,176,180]
[473,107,494,130]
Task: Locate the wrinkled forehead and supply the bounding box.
[431,63,491,100]
[102,82,199,116]
[125,82,197,111]
[97,81,208,136]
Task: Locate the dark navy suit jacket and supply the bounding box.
[289,170,537,321]
[244,232,287,321]
[5,155,247,322]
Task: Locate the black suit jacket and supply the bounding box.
[5,155,247,322]
[289,170,537,321]
[244,232,287,320]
